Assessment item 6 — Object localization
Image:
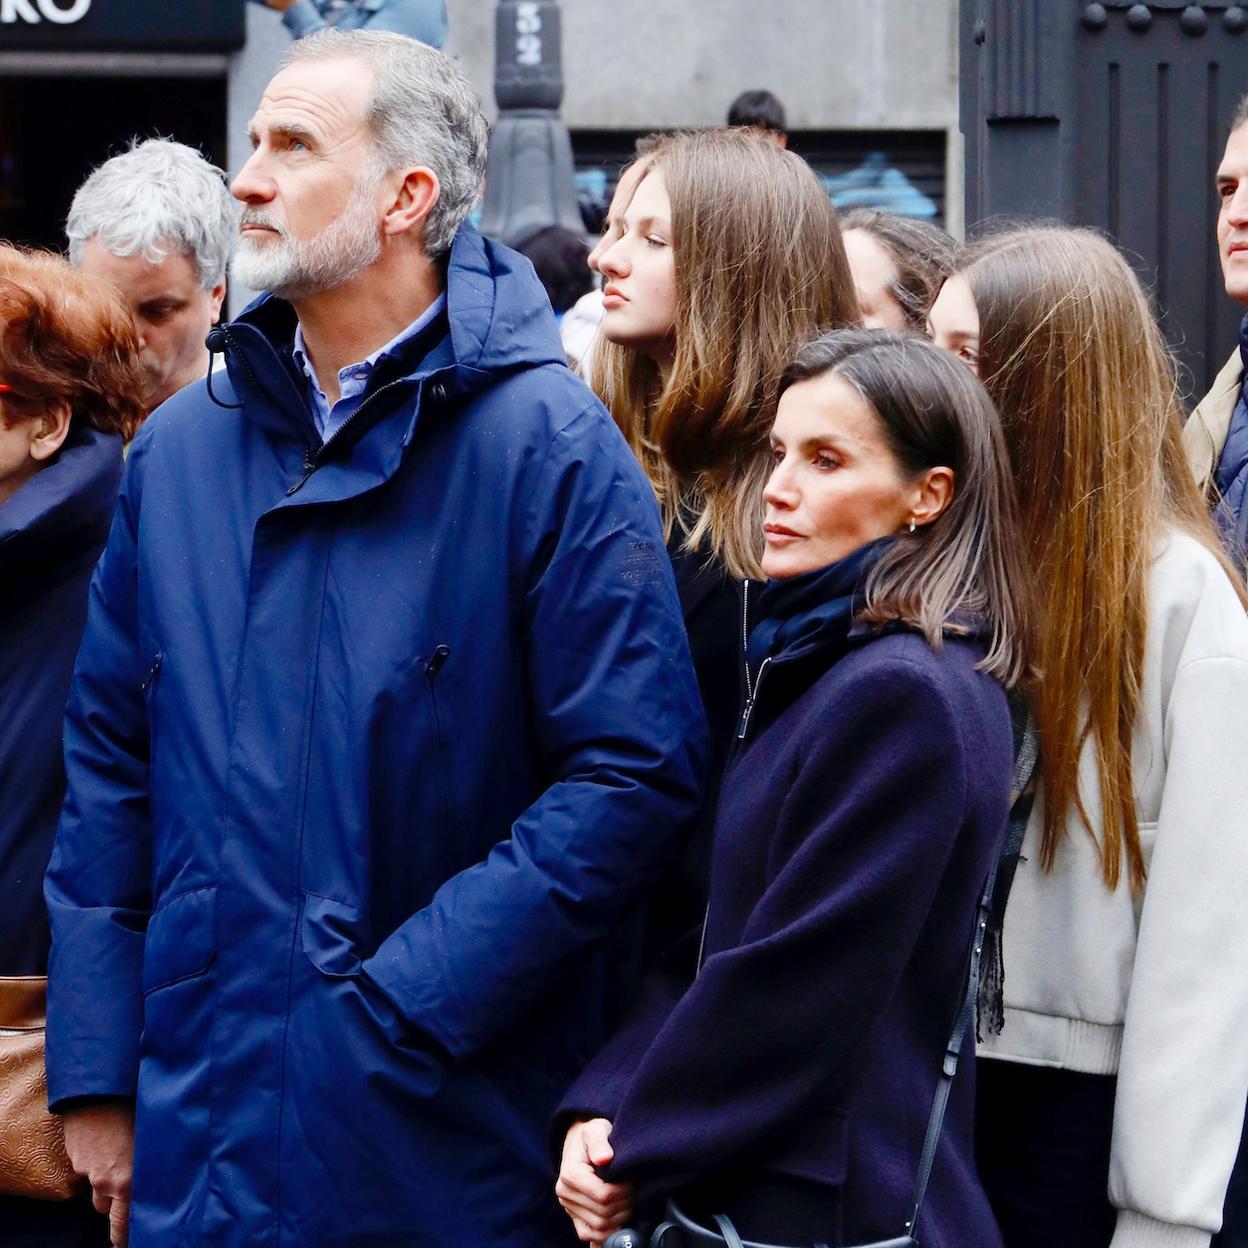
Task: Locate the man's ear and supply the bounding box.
[28,402,72,462]
[382,167,440,240]
[207,278,227,324]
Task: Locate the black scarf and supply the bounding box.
[745,536,895,672]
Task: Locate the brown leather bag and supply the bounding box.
[0,976,81,1200]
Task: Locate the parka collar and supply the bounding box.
[213,224,568,442]
[0,423,122,574]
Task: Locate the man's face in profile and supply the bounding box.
[79,238,225,412]
[1216,123,1248,308]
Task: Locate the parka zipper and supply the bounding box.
[425,645,454,834]
[740,580,755,701]
[141,652,163,693]
[285,377,441,497]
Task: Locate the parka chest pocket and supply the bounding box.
[142,887,217,996]
[301,643,460,903]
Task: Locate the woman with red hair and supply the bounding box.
[0,245,143,1247]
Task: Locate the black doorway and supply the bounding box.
[0,73,227,254]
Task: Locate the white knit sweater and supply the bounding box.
[978,530,1248,1248]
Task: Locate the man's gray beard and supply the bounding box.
[233,176,384,298]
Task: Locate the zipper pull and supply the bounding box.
[286,447,318,497]
[141,653,163,693]
[425,644,451,682]
[737,696,756,740]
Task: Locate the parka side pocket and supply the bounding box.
[142,887,217,997]
[301,892,363,980]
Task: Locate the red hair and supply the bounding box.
[0,245,144,441]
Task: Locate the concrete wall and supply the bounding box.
[445,0,958,133]
[226,0,961,308]
[231,0,958,162]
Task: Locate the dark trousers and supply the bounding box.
[0,1191,110,1248]
[975,1059,1117,1248]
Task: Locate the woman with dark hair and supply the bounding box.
[555,329,1027,1248]
[840,208,955,332]
[0,245,143,1247]
[929,225,1248,1248]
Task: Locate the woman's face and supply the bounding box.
[587,158,648,274]
[762,372,920,579]
[842,229,908,330]
[594,171,678,369]
[927,274,981,374]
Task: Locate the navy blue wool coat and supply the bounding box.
[564,599,1010,1248]
[0,424,121,977]
[44,227,706,1248]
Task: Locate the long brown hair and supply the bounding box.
[779,330,1029,686]
[592,129,860,579]
[959,225,1247,890]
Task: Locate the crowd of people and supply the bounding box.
[3,24,1248,1248]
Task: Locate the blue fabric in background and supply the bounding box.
[0,424,121,977]
[1212,313,1248,567]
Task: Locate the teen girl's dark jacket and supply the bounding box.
[562,543,1011,1248]
[0,424,121,977]
[640,543,741,963]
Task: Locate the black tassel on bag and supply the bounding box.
[977,698,1040,1041]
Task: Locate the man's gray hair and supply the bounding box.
[66,139,238,290]
[1234,93,1248,132]
[285,30,489,258]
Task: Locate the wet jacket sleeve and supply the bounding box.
[44,433,155,1109]
[362,403,708,1059]
[592,660,972,1196]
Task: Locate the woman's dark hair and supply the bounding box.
[0,245,144,441]
[777,328,1029,686]
[515,226,594,316]
[839,208,956,330]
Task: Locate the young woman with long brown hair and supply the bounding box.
[930,225,1248,1248]
[590,129,860,953]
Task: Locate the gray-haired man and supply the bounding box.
[68,139,238,417]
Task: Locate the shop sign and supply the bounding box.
[0,0,244,49]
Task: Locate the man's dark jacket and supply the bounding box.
[0,424,121,976]
[44,227,706,1248]
[563,575,1010,1248]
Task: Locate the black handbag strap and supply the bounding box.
[902,707,1038,1240]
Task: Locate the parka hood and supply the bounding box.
[0,424,122,574]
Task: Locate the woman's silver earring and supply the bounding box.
[908,518,917,534]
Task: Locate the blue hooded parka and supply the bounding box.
[44,227,706,1248]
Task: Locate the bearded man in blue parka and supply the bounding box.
[43,29,706,1248]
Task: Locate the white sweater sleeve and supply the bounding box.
[1109,654,1248,1248]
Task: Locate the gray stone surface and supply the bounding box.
[223,0,961,310]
